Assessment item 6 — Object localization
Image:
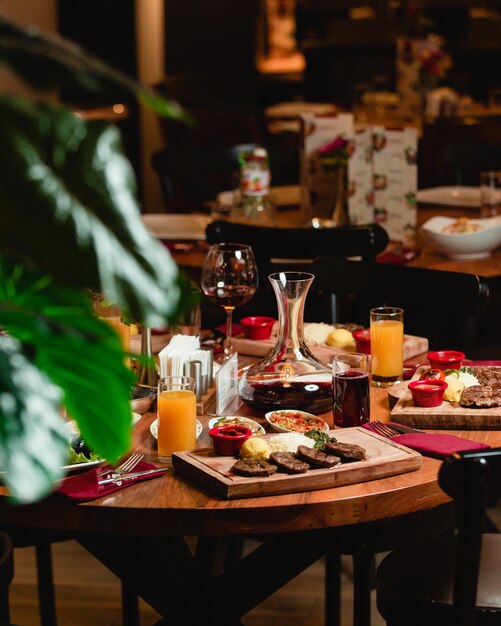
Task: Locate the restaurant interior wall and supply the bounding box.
[296,1,501,109]
[57,0,142,194]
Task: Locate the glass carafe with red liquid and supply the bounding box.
[238,272,332,414]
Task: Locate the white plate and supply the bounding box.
[416,186,480,207]
[141,214,211,240]
[208,415,265,435]
[264,410,329,434]
[150,419,203,440]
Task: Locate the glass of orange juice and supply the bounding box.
[157,376,197,461]
[370,307,404,388]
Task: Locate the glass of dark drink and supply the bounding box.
[332,353,370,427]
[201,243,258,359]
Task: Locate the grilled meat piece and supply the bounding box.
[460,385,501,408]
[232,457,277,477]
[269,451,309,474]
[471,366,501,389]
[296,445,340,468]
[322,442,366,462]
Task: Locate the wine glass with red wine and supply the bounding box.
[201,243,258,359]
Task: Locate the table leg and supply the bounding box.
[325,552,341,626]
[78,529,331,625]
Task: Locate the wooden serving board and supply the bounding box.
[232,333,428,363]
[391,367,501,429]
[172,427,421,499]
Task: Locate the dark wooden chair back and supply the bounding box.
[377,448,501,626]
[0,532,13,623]
[438,448,501,625]
[311,257,490,353]
[151,134,300,211]
[206,222,389,319]
[419,116,501,188]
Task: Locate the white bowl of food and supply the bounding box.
[421,216,501,260]
[207,415,265,435]
[264,410,329,434]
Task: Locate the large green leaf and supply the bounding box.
[0,261,134,465]
[0,17,191,122]
[0,335,69,503]
[0,96,182,328]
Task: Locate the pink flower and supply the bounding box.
[318,136,349,155]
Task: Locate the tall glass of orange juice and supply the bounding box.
[91,292,131,357]
[157,376,197,461]
[370,307,404,387]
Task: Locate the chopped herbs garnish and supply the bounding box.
[305,428,337,449]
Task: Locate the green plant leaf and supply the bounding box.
[0,96,182,328]
[0,17,192,123]
[0,260,134,465]
[0,335,69,503]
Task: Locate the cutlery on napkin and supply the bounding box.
[363,422,490,459]
[98,468,166,485]
[58,461,167,501]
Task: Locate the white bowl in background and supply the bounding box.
[420,216,501,260]
[264,410,329,434]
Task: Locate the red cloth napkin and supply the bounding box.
[57,461,166,502]
[363,423,490,460]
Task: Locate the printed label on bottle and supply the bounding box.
[241,166,270,197]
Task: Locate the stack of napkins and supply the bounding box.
[159,335,201,377]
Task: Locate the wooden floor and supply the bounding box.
[8,539,386,626]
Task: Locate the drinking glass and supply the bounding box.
[370,306,404,387]
[480,171,501,218]
[157,376,197,461]
[332,353,370,427]
[201,243,258,359]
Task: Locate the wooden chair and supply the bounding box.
[419,116,501,188]
[311,257,490,354]
[151,135,300,212]
[0,532,13,624]
[377,448,501,626]
[206,221,389,321]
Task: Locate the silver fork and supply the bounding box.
[97,452,144,478]
[370,421,400,438]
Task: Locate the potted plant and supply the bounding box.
[0,17,191,502]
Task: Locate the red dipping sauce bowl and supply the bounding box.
[240,316,275,340]
[353,329,371,355]
[427,350,465,370]
[209,425,252,456]
[408,379,448,407]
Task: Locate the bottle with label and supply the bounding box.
[233,147,276,225]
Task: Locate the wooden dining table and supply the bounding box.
[165,194,501,278]
[0,196,499,624]
[1,350,500,625]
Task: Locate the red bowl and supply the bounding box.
[240,316,275,340]
[353,329,371,354]
[408,379,448,407]
[427,350,465,370]
[209,425,252,456]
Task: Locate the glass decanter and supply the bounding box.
[238,272,332,415]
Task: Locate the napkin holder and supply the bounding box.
[159,336,217,414]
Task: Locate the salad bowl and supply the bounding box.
[421,216,501,260]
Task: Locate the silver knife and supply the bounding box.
[98,468,167,486]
